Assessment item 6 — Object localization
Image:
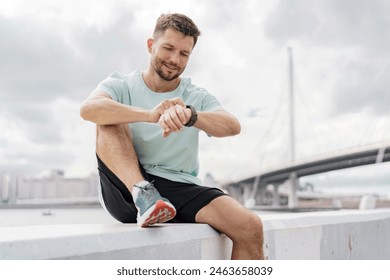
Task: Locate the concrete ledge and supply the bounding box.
[1,209,390,259]
[262,208,390,259]
[0,223,232,259]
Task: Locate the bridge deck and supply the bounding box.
[224,142,390,188]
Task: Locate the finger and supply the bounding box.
[169,107,186,129]
[158,115,171,134]
[164,110,181,132]
[162,101,172,111]
[174,105,188,125]
[159,100,174,112]
[159,115,173,138]
[158,98,185,114]
[160,111,181,133]
[162,129,172,138]
[171,97,185,107]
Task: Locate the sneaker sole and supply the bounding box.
[138,200,176,227]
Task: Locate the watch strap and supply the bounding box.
[185,105,198,127]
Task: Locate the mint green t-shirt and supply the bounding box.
[93,70,223,185]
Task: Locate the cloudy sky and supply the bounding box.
[1,0,389,191]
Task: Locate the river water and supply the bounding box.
[0,207,115,227]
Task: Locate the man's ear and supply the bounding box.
[147,38,153,53]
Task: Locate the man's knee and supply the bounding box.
[234,212,264,243]
[97,124,131,144]
[97,124,130,136]
[95,124,135,158]
[247,213,263,235]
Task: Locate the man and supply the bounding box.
[80,13,264,259]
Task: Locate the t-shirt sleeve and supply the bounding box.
[92,72,127,103]
[201,91,224,112]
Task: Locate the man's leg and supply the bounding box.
[195,195,264,260]
[96,124,144,192]
[96,124,176,226]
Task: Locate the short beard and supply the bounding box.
[155,67,181,81]
[152,58,184,81]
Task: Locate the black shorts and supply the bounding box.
[96,155,227,223]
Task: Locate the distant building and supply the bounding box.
[0,170,99,204]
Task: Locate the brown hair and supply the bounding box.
[153,13,201,47]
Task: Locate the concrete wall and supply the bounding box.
[0,223,233,260]
[263,209,390,259]
[0,209,389,259]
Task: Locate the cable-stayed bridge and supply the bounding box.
[221,142,390,207]
[221,48,390,208]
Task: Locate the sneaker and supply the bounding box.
[133,181,176,227]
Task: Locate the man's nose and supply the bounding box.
[169,52,180,65]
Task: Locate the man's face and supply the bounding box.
[148,28,194,81]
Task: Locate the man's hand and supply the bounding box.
[159,105,192,137]
[148,97,192,137]
[149,97,186,123]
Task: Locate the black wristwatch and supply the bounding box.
[185,105,198,127]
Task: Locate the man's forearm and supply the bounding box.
[194,110,241,137]
[80,96,153,125]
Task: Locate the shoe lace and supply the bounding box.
[137,181,159,204]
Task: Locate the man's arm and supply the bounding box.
[80,92,186,125]
[159,107,241,138]
[194,110,241,137]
